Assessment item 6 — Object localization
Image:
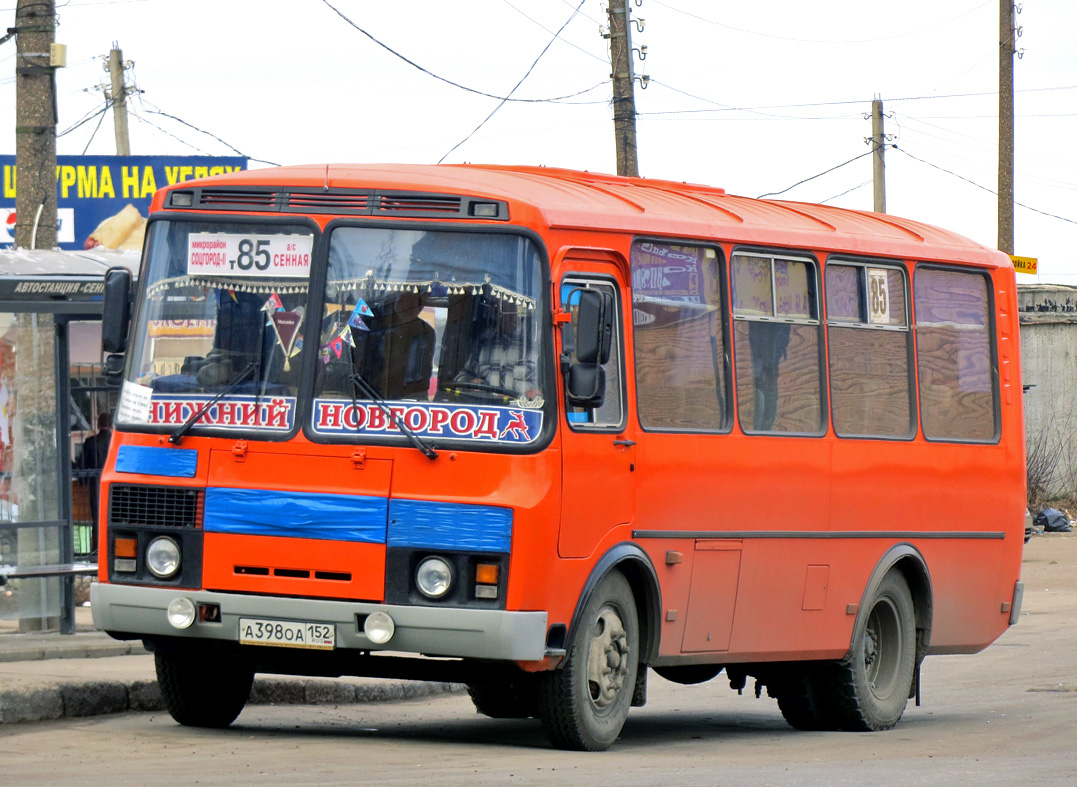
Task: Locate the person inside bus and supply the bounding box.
[748,321,791,431]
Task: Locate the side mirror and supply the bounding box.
[103,353,125,385]
[566,362,606,409]
[101,267,132,354]
[573,289,613,365]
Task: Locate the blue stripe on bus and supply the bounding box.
[387,499,512,553]
[204,487,388,544]
[114,445,198,478]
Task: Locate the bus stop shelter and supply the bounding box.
[0,248,139,634]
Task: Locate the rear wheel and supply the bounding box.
[537,571,639,751]
[771,667,839,731]
[155,650,254,728]
[823,571,917,731]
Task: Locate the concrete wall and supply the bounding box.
[1019,284,1077,499]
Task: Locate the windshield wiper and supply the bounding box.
[168,363,257,445]
[348,372,438,461]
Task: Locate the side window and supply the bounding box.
[915,268,998,442]
[630,241,728,431]
[561,278,624,429]
[732,252,824,434]
[826,262,914,438]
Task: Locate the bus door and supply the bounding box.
[557,264,636,559]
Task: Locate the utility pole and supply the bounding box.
[871,98,886,214]
[107,44,131,156]
[607,0,639,178]
[998,1,1017,255]
[14,0,58,249]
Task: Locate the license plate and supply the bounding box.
[238,617,335,650]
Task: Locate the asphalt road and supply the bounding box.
[2,533,1074,786]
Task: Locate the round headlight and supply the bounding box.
[146,536,181,578]
[415,556,453,598]
[364,611,395,644]
[167,597,196,629]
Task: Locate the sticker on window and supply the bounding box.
[312,399,543,444]
[118,380,153,424]
[148,395,297,432]
[187,233,313,278]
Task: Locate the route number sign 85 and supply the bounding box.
[867,269,891,325]
[187,232,314,278]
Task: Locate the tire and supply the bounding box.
[823,571,917,731]
[155,650,254,728]
[467,676,540,719]
[771,667,839,731]
[537,571,639,751]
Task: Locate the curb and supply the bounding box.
[0,678,465,725]
[0,641,145,664]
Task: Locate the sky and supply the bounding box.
[2,0,1075,282]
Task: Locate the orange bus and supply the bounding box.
[92,164,1026,751]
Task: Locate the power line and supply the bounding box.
[439,0,586,164]
[638,84,1077,118]
[892,144,1077,226]
[57,101,111,137]
[820,180,872,205]
[129,100,211,156]
[80,102,108,154]
[501,0,605,64]
[138,98,279,165]
[319,0,605,104]
[757,149,877,199]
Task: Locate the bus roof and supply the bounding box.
[163,163,1011,269]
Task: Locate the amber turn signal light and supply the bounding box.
[114,537,137,559]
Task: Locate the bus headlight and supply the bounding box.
[146,536,181,579]
[415,556,453,598]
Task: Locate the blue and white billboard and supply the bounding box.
[0,155,247,250]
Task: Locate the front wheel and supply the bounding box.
[537,571,639,751]
[824,571,917,731]
[155,650,254,728]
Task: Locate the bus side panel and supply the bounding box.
[831,440,1021,651]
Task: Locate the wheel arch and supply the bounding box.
[848,542,933,666]
[565,542,662,666]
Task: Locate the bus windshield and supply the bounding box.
[311,227,548,444]
[117,221,549,446]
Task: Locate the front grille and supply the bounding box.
[166,186,508,220]
[109,485,203,529]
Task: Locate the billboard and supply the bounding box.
[0,155,247,251]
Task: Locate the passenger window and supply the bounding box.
[915,268,998,442]
[561,279,624,429]
[732,253,824,434]
[630,241,728,431]
[826,262,914,438]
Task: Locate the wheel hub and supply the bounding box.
[587,606,631,708]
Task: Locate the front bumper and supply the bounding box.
[91,582,548,662]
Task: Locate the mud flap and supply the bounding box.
[632,664,648,707]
